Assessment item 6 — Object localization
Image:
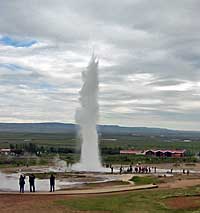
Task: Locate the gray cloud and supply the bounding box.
[0,0,200,130]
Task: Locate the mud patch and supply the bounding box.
[165,195,200,210]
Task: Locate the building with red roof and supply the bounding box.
[120,149,186,157]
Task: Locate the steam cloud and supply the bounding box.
[74,55,103,171]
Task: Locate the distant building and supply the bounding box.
[145,150,155,156]
[145,149,186,157]
[120,150,145,155]
[120,149,186,157]
[183,140,191,142]
[0,148,12,155]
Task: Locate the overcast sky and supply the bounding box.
[0,0,200,130]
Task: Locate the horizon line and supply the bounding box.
[0,121,199,133]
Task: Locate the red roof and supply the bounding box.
[120,149,186,154]
[145,149,186,154]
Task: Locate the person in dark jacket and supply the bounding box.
[119,166,123,175]
[19,174,25,193]
[110,166,114,174]
[50,174,55,192]
[29,174,35,192]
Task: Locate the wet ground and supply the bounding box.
[1,163,200,192]
[0,166,120,192]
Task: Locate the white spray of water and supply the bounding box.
[73,55,104,171]
[53,154,67,169]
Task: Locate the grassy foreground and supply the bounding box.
[55,186,200,213]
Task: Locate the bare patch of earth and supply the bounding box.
[165,195,200,210]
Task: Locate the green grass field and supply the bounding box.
[1,132,200,152]
[130,176,162,185]
[55,186,200,212]
[0,132,200,165]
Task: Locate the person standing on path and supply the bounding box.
[29,174,36,192]
[19,174,25,193]
[50,174,55,192]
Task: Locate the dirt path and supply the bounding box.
[0,184,157,195]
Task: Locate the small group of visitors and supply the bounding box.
[111,165,191,176]
[134,165,156,174]
[182,169,190,175]
[19,174,55,193]
[114,164,157,174]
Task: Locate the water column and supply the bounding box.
[74,55,103,171]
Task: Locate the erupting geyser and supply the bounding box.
[73,55,104,171]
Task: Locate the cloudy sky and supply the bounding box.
[0,0,200,130]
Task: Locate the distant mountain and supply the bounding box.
[0,122,76,134]
[0,122,200,138]
[98,125,200,138]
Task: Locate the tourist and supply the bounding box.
[119,166,123,175]
[50,174,55,192]
[142,167,145,173]
[187,170,190,175]
[183,169,185,174]
[127,167,130,173]
[110,166,114,174]
[19,174,25,193]
[129,165,133,173]
[29,174,36,192]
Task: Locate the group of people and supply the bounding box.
[19,174,56,193]
[134,165,157,174]
[110,165,191,176]
[111,164,157,174]
[183,169,190,175]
